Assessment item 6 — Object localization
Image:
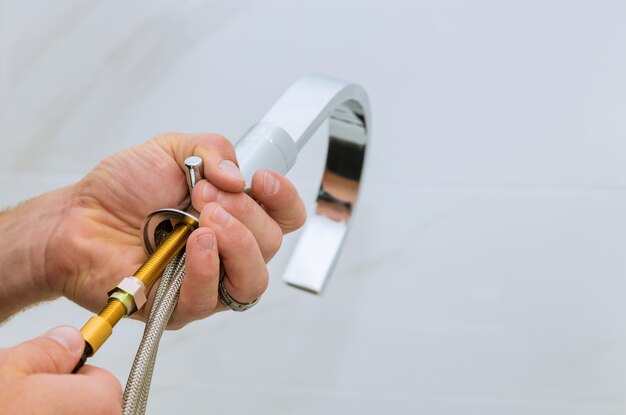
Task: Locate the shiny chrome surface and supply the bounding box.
[184,156,203,195]
[236,75,370,294]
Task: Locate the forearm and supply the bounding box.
[0,187,72,322]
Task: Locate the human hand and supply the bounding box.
[33,133,305,328]
[0,326,121,414]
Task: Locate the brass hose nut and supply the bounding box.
[108,276,147,315]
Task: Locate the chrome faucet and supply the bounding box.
[235,74,371,293]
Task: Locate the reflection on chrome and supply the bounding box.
[238,75,371,294]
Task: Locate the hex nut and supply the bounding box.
[109,277,147,314]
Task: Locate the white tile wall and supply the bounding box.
[1,1,626,414]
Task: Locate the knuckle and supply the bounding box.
[205,133,234,152]
[26,339,64,373]
[266,224,283,256]
[199,202,218,226]
[221,193,253,219]
[252,268,270,298]
[152,131,179,146]
[283,204,307,233]
[227,267,268,300]
[183,296,218,322]
[167,321,187,331]
[296,205,307,228]
[240,228,258,251]
[246,267,270,301]
[152,131,170,142]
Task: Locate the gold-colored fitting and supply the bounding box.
[80,315,113,355]
[80,223,193,357]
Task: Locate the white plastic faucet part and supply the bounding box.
[235,74,371,293]
[141,74,370,294]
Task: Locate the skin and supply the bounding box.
[0,132,306,414]
[0,326,122,415]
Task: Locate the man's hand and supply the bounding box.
[0,325,122,414]
[0,133,305,327]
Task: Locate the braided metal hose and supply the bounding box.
[122,252,187,415]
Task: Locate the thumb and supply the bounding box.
[6,325,85,375]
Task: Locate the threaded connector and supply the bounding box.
[78,223,193,359]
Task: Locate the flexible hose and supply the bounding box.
[122,252,187,415]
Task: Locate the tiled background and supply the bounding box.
[2,1,626,414]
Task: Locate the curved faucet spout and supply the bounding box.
[235,74,371,294]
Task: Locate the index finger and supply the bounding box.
[154,132,246,193]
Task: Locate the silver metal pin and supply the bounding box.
[184,156,204,194]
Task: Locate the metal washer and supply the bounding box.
[141,208,199,255]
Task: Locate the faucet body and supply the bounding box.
[236,75,371,293]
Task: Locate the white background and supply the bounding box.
[1,1,626,414]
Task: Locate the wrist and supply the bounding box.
[0,186,74,321]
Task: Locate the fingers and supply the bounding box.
[190,170,306,260]
[26,366,122,414]
[173,228,220,326]
[142,132,305,323]
[153,132,246,193]
[0,327,121,414]
[1,326,85,375]
[250,170,307,234]
[74,365,124,400]
[199,203,268,306]
[191,178,283,261]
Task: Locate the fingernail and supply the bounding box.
[219,160,245,181]
[263,171,280,195]
[46,326,83,354]
[201,181,218,203]
[197,232,216,251]
[211,205,231,225]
